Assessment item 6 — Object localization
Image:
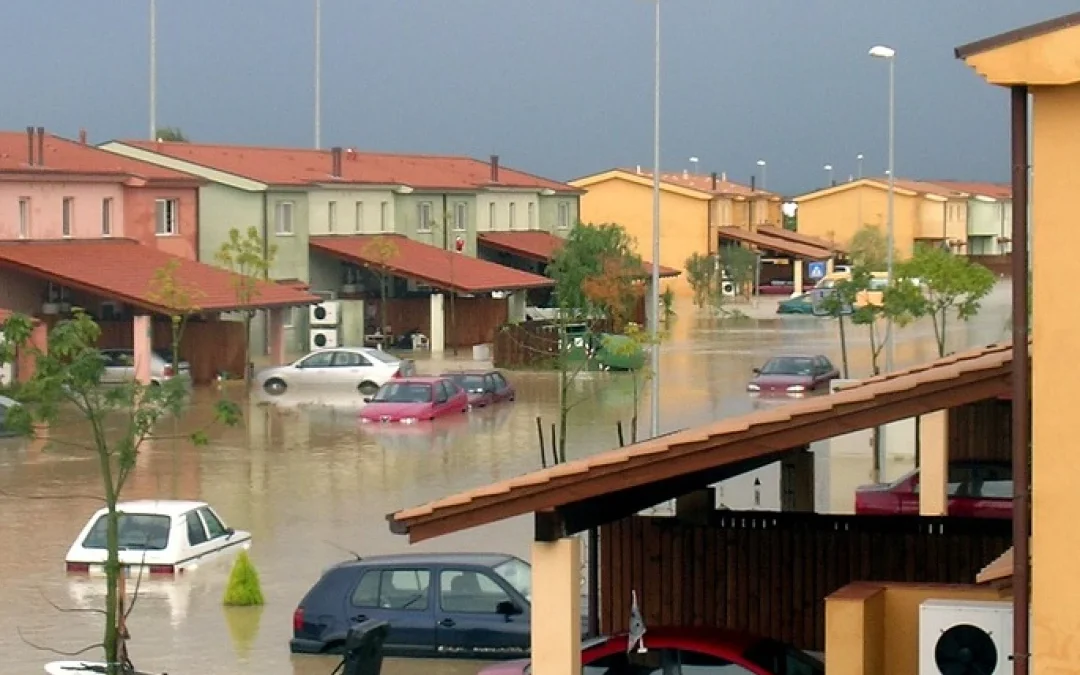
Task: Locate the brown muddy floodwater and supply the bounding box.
[0,290,1012,674]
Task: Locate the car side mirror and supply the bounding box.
[752,367,761,374]
[363,396,373,403]
[496,600,523,618]
[225,527,235,540]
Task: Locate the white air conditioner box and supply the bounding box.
[309,328,339,351]
[721,280,736,297]
[309,301,341,326]
[919,599,1013,675]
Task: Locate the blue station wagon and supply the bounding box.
[290,553,536,659]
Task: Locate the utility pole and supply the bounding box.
[149,0,157,140]
[314,0,322,149]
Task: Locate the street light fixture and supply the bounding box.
[756,159,767,190]
[649,0,661,440]
[869,44,896,374]
[824,164,834,185]
[856,154,864,179]
[689,156,699,174]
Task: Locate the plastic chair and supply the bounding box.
[332,619,390,675]
[411,333,430,350]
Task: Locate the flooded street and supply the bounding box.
[0,288,1013,675]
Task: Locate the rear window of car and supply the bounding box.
[365,350,400,365]
[82,513,172,551]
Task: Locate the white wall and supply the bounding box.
[477,192,541,232]
[308,188,398,236]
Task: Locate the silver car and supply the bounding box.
[99,348,192,386]
[256,347,415,397]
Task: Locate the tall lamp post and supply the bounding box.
[856,153,864,179]
[823,164,834,186]
[869,44,896,374]
[149,0,157,140]
[756,159,767,191]
[649,0,661,440]
[314,0,323,149]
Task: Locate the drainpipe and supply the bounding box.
[262,191,272,361]
[442,193,457,356]
[1009,84,1030,675]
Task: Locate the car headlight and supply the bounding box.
[786,385,806,392]
[359,417,372,424]
[747,383,760,392]
[400,417,418,424]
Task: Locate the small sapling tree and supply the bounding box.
[361,236,400,340]
[214,226,277,381]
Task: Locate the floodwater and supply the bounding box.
[0,287,1013,675]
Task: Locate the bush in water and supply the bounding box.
[223,551,265,606]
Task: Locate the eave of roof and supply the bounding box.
[955,11,1080,59]
[753,225,847,255]
[476,231,680,278]
[717,227,832,260]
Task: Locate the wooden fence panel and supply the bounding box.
[97,319,247,383]
[493,318,615,369]
[600,513,1011,651]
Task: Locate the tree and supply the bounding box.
[684,252,716,308]
[720,245,758,300]
[607,321,662,443]
[581,256,646,333]
[360,236,400,339]
[848,224,896,271]
[214,227,277,381]
[890,245,997,357]
[146,258,205,376]
[0,310,240,674]
[817,276,858,379]
[155,127,188,142]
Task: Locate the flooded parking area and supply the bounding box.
[0,291,1012,674]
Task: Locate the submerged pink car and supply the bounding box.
[359,377,468,423]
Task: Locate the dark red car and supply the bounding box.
[359,377,468,423]
[478,627,823,675]
[855,459,1012,519]
[442,370,516,408]
[747,355,839,396]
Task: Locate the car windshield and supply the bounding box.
[365,350,400,365]
[448,375,486,392]
[743,639,824,675]
[760,357,816,376]
[372,382,432,403]
[492,557,532,601]
[82,513,172,551]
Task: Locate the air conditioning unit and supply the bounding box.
[309,328,339,351]
[919,599,1013,675]
[721,280,736,297]
[309,301,341,326]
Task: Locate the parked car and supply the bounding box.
[65,500,251,576]
[99,348,191,386]
[747,355,839,396]
[479,626,824,675]
[0,394,19,437]
[290,553,537,659]
[257,347,414,397]
[776,293,815,315]
[359,377,469,423]
[855,459,1012,519]
[441,371,516,408]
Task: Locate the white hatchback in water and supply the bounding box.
[65,500,251,576]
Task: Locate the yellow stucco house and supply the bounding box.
[568,168,782,295]
[794,178,973,257]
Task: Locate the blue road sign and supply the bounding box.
[808,261,827,280]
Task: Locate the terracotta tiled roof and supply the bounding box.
[755,225,847,254]
[0,239,319,313]
[310,235,554,294]
[477,231,681,278]
[926,180,1012,200]
[617,168,776,198]
[117,140,577,193]
[717,227,832,260]
[955,11,1080,59]
[0,131,197,183]
[388,342,1015,542]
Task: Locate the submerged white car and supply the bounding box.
[64,500,251,576]
[256,347,415,397]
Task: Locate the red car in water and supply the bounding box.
[359,377,468,424]
[746,355,839,397]
[478,627,823,675]
[442,370,516,408]
[854,460,1012,519]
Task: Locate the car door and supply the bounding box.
[434,568,530,658]
[347,567,436,656]
[330,350,373,387]
[431,381,452,418]
[492,373,513,402]
[182,509,215,567]
[293,350,337,386]
[195,506,232,554]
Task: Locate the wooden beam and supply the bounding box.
[534,510,567,542]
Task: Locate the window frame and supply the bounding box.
[453,202,468,232]
[197,506,228,539]
[557,202,570,230]
[298,351,336,369]
[418,201,434,233]
[101,197,113,237]
[508,203,517,230]
[185,510,209,546]
[275,200,295,236]
[362,568,432,612]
[489,202,497,229]
[527,202,535,230]
[355,201,364,233]
[380,201,389,232]
[332,351,372,368]
[437,568,515,614]
[155,198,180,236]
[18,197,30,238]
[62,196,75,237]
[327,200,338,233]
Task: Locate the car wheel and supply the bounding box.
[263,378,287,396]
[358,381,380,396]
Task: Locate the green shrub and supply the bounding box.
[223,551,264,606]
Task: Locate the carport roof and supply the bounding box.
[309,234,554,294]
[388,342,1014,543]
[754,225,847,255]
[718,227,833,260]
[0,239,320,314]
[477,231,681,278]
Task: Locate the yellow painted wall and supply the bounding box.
[826,582,1005,675]
[796,185,921,257]
[578,177,708,296]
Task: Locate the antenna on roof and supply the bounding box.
[324,540,362,561]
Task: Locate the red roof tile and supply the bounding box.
[117,140,577,193]
[0,239,319,313]
[0,131,197,183]
[309,235,554,293]
[477,231,681,278]
[717,227,833,260]
[615,168,778,198]
[926,180,1012,200]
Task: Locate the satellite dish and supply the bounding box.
[933,624,999,675]
[781,202,798,217]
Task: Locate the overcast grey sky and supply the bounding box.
[0,1,1072,193]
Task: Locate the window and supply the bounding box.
[527,202,535,229]
[275,201,294,235]
[508,203,517,229]
[18,197,30,238]
[82,513,171,551]
[328,200,338,233]
[351,569,431,610]
[380,201,389,232]
[439,569,512,613]
[557,202,570,230]
[101,198,113,236]
[492,556,531,600]
[355,202,364,232]
[186,511,208,545]
[453,202,467,231]
[155,198,179,235]
[418,201,433,232]
[332,351,372,368]
[282,308,296,330]
[299,351,336,368]
[198,507,228,538]
[488,202,497,229]
[62,197,74,237]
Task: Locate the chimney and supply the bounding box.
[36,127,45,167]
[79,129,87,145]
[721,172,727,182]
[710,172,718,191]
[750,176,756,192]
[26,126,34,166]
[330,146,342,178]
[490,155,500,183]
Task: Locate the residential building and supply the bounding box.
[568,168,783,296]
[0,128,201,258]
[930,180,1013,255]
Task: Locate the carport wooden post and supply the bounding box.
[267,307,288,366]
[793,259,804,295]
[918,411,949,515]
[531,533,582,675]
[429,294,446,354]
[133,315,153,385]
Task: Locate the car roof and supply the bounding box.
[99,500,208,517]
[765,354,826,360]
[389,377,444,384]
[590,626,763,653]
[330,552,515,570]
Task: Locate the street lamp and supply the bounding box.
[824,164,834,185]
[689,156,699,174]
[314,0,323,149]
[149,0,157,140]
[649,0,661,440]
[856,153,864,179]
[869,44,896,374]
[756,159,767,190]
